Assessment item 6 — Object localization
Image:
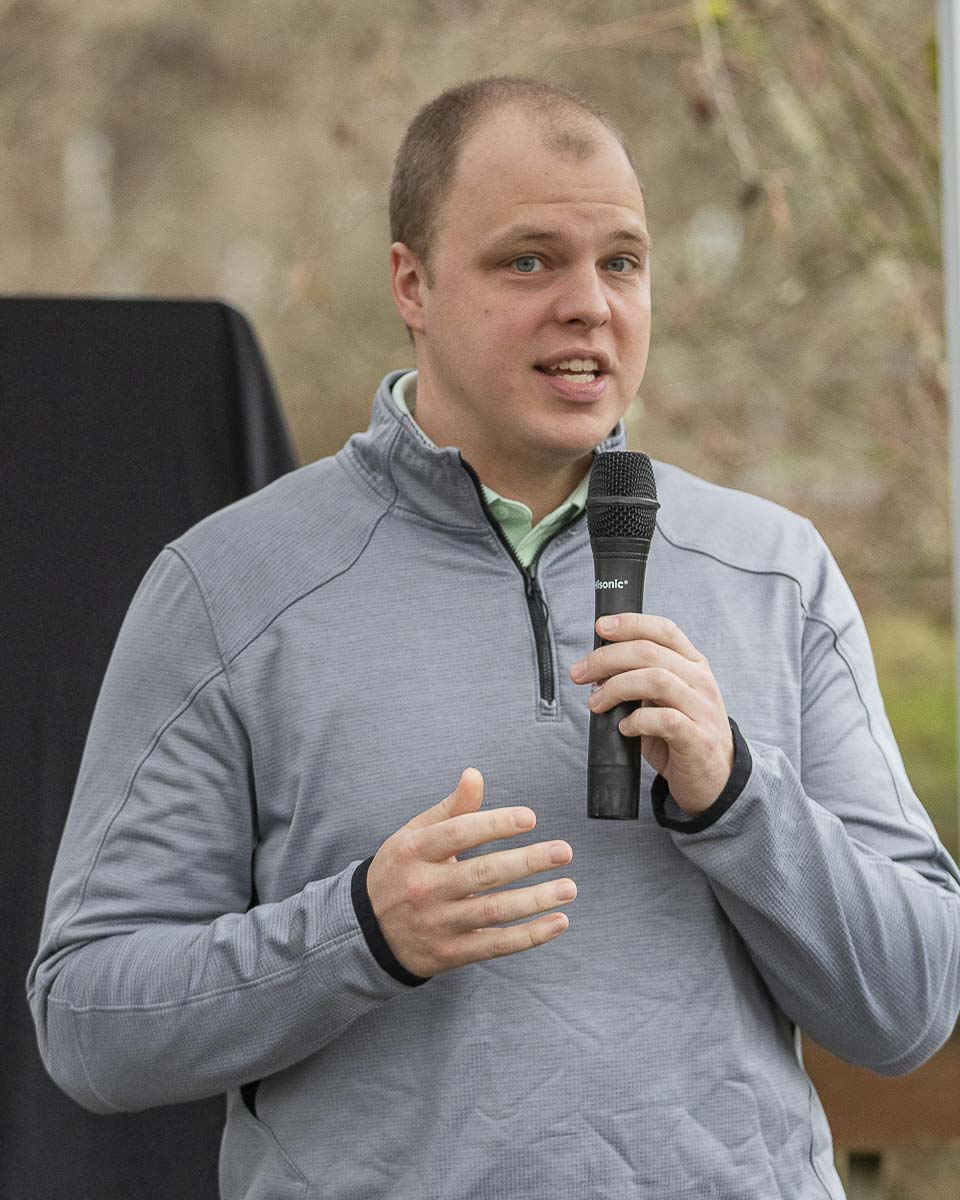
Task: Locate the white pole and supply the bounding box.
[940,0,960,857]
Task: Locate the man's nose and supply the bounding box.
[551,264,612,328]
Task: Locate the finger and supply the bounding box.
[454,911,572,964]
[588,666,702,722]
[595,613,706,664]
[571,639,703,687]
[405,767,485,832]
[453,873,577,935]
[412,804,537,863]
[442,838,574,901]
[616,702,693,743]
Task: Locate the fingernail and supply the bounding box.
[598,615,619,632]
[570,660,586,680]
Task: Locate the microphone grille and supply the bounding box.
[587,451,659,539]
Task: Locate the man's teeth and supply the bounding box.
[542,357,601,381]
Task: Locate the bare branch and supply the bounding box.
[692,0,762,185]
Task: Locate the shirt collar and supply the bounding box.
[337,370,628,534]
[391,369,592,526]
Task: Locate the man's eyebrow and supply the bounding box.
[482,226,652,255]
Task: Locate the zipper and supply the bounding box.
[459,455,586,705]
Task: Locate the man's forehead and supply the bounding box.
[446,108,645,229]
[464,185,648,247]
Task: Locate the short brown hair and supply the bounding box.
[389,75,640,289]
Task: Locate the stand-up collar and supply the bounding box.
[338,370,629,531]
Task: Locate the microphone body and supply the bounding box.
[586,454,660,820]
[588,536,654,819]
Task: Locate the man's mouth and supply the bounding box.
[534,356,605,383]
[533,358,609,402]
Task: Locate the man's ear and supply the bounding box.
[390,242,428,335]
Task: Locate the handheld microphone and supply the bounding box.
[586,451,660,820]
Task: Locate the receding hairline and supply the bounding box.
[424,103,646,259]
[452,98,644,193]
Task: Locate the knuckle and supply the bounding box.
[473,855,498,890]
[526,922,545,949]
[405,876,431,907]
[435,940,457,969]
[490,931,510,959]
[445,813,467,840]
[479,892,504,925]
[393,828,415,859]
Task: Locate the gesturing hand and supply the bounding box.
[365,768,576,979]
[570,613,735,816]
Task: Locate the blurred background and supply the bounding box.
[2,0,957,1193]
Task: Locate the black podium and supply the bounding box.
[1,296,299,1199]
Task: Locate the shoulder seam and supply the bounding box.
[660,517,945,862]
[216,424,404,669]
[166,544,246,716]
[799,521,947,865]
[801,607,945,866]
[220,496,400,670]
[166,545,227,667]
[654,522,809,606]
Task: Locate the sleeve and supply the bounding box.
[25,547,420,1115]
[651,716,753,833]
[648,519,960,1076]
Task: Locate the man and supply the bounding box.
[28,76,960,1199]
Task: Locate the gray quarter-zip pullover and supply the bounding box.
[27,370,960,1199]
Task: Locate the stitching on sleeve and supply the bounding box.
[60,998,125,1112]
[50,658,227,956]
[801,601,945,869]
[45,926,359,1013]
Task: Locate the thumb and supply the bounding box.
[453,766,484,810]
[441,767,483,866]
[406,767,484,832]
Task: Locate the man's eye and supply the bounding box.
[512,256,543,273]
[607,257,637,273]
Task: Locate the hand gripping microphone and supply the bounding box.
[586,450,660,820]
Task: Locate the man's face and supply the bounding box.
[395,105,651,469]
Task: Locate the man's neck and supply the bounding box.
[416,406,590,525]
[466,455,592,526]
[405,370,595,525]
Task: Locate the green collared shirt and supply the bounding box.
[391,370,589,568]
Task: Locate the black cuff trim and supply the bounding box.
[351,856,432,987]
[651,716,752,834]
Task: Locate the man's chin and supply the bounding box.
[520,429,619,470]
[539,406,626,449]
